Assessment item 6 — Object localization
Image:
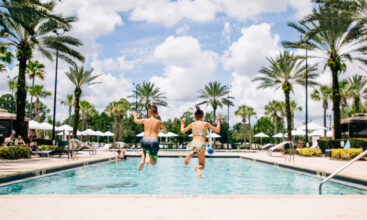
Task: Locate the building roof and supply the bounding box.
[341,113,367,124]
[0,109,29,121]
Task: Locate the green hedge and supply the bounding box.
[0,146,31,159]
[349,138,367,150]
[298,148,322,157]
[38,145,56,151]
[331,148,363,160]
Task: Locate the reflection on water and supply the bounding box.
[76,181,137,190]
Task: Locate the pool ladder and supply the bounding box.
[319,149,367,194]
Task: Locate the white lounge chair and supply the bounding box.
[71,139,97,155]
[261,143,273,150]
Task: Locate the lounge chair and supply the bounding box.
[32,145,66,157]
[261,143,273,150]
[70,139,97,155]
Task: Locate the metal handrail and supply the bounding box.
[319,149,367,194]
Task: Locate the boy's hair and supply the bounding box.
[148,105,158,114]
[194,106,204,120]
[117,150,121,154]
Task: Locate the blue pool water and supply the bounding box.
[0,158,366,195]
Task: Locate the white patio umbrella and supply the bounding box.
[272,133,284,138]
[29,120,43,130]
[298,122,327,131]
[56,124,73,131]
[136,132,144,137]
[57,131,82,136]
[39,122,53,130]
[103,131,114,143]
[81,129,97,136]
[188,133,221,138]
[309,130,332,137]
[166,132,178,137]
[292,130,304,136]
[94,131,105,143]
[254,132,269,145]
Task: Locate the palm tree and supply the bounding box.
[28,85,51,122]
[349,75,367,113]
[0,45,12,72]
[339,80,351,120]
[311,85,331,138]
[60,94,74,125]
[0,1,85,137]
[80,100,96,131]
[106,101,119,145]
[265,100,280,144]
[278,101,286,141]
[198,81,234,123]
[66,65,101,138]
[247,107,256,148]
[290,101,302,130]
[235,105,252,147]
[7,78,17,113]
[133,82,167,116]
[116,99,130,141]
[282,0,367,139]
[253,51,318,141]
[26,60,45,118]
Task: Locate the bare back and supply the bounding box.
[143,117,163,139]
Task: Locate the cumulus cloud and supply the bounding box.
[176,24,191,35]
[222,23,282,76]
[222,22,232,42]
[91,56,135,72]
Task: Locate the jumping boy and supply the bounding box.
[133,105,167,171]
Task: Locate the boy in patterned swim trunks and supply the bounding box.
[133,105,167,171]
[181,106,221,178]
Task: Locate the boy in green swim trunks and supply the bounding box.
[133,105,167,171]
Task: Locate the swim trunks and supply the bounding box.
[141,137,159,159]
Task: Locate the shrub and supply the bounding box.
[284,149,298,154]
[38,145,56,151]
[298,148,322,157]
[331,148,363,160]
[0,146,31,159]
[349,138,367,151]
[317,139,347,152]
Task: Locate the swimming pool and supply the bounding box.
[0,158,366,195]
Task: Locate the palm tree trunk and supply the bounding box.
[243,119,247,147]
[15,52,28,138]
[213,107,217,125]
[68,106,72,125]
[273,114,277,144]
[281,112,285,142]
[285,90,292,142]
[331,67,341,139]
[341,103,345,120]
[113,114,117,145]
[323,102,327,138]
[119,115,123,141]
[73,87,82,138]
[35,97,40,122]
[29,77,35,119]
[354,97,360,113]
[248,117,252,149]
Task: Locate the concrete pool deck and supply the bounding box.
[1,194,367,220]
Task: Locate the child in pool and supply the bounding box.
[181,106,221,178]
[133,105,167,171]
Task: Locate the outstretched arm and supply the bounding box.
[207,116,221,133]
[160,122,167,133]
[181,120,192,133]
[133,112,145,124]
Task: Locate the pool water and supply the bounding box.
[0,158,366,195]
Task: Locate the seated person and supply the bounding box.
[28,129,38,151]
[115,149,127,161]
[3,133,15,146]
[16,135,26,146]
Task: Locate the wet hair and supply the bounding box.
[194,106,204,120]
[117,150,121,154]
[148,105,158,114]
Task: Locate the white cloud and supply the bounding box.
[222,22,232,42]
[91,56,135,72]
[149,35,218,118]
[222,23,282,76]
[176,24,191,35]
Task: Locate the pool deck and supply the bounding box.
[1,194,367,220]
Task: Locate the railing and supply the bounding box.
[319,149,367,194]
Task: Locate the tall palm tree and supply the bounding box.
[26,60,45,118]
[265,100,280,144]
[235,105,252,147]
[290,101,302,130]
[339,80,351,120]
[278,101,286,141]
[66,65,101,138]
[80,100,96,131]
[60,94,74,125]
[0,45,12,72]
[116,98,130,141]
[311,85,331,138]
[0,0,85,137]
[198,81,234,123]
[349,75,367,113]
[247,107,256,148]
[28,85,51,122]
[253,51,318,141]
[106,101,119,145]
[133,82,167,116]
[7,78,17,113]
[282,0,367,139]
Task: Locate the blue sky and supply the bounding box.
[2,0,349,128]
